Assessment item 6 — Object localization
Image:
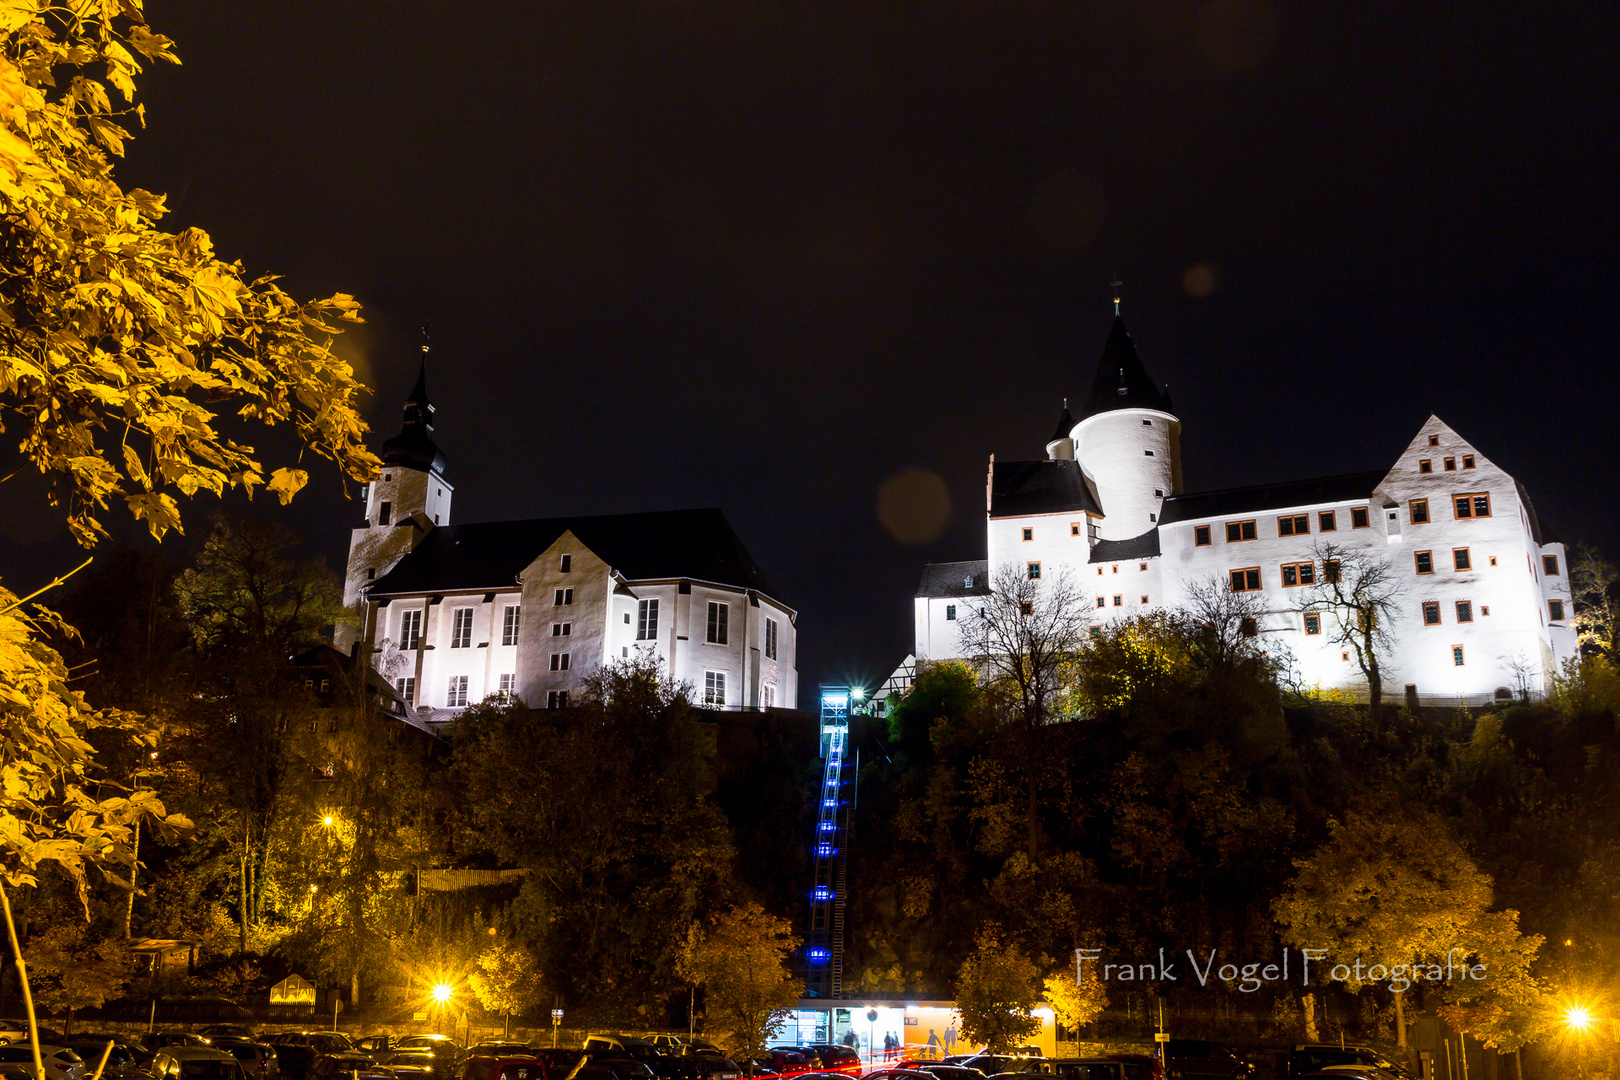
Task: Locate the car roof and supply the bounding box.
[157,1048,239,1060]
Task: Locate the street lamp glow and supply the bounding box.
[1565,1005,1594,1033]
[431,982,454,1005]
[322,815,335,827]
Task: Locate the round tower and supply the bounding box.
[1070,316,1181,541]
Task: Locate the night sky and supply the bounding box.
[6,1,1617,701]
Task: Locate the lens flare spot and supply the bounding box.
[1183,263,1218,297]
[877,467,951,545]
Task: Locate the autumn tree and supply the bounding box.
[1274,809,1541,1049]
[1294,543,1404,707]
[0,0,374,1065]
[470,938,543,1038]
[23,923,131,1034]
[676,903,802,1058]
[952,923,1042,1052]
[1569,544,1619,658]
[1041,967,1106,1036]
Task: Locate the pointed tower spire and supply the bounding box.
[1080,312,1172,420]
[382,328,448,475]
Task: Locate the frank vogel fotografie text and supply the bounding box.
[1076,948,1489,994]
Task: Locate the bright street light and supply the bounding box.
[1565,1005,1594,1033]
[431,982,454,1005]
[322,815,335,827]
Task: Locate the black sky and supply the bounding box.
[7,0,1617,700]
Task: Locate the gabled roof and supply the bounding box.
[368,508,787,608]
[1088,530,1161,563]
[1160,470,1387,524]
[916,561,989,598]
[1081,316,1173,419]
[989,459,1102,518]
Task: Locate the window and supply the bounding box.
[1428,434,1440,446]
[1281,561,1316,587]
[762,685,775,709]
[1489,556,1497,566]
[447,676,468,708]
[1482,606,1490,616]
[1342,651,1351,661]
[1096,596,1105,608]
[1112,564,1120,574]
[707,601,729,644]
[379,500,391,525]
[1278,514,1309,536]
[501,605,521,646]
[1351,507,1370,528]
[1419,459,1433,474]
[1422,601,1442,626]
[1414,551,1433,574]
[450,607,473,649]
[1319,511,1337,532]
[963,575,974,588]
[1443,456,1456,471]
[395,677,415,707]
[1112,595,1123,607]
[1226,520,1257,542]
[1543,554,1560,575]
[765,617,779,660]
[704,671,727,707]
[1195,525,1212,546]
[1323,559,1341,583]
[637,598,659,640]
[550,653,570,671]
[1021,600,1035,615]
[1453,548,1472,571]
[552,622,571,637]
[1144,449,1154,456]
[1462,454,1475,469]
[1240,617,1258,637]
[945,604,957,621]
[1549,599,1566,621]
[1140,594,1149,604]
[560,553,572,572]
[1303,612,1321,635]
[1229,567,1262,592]
[1071,522,1081,536]
[399,609,422,651]
[1027,561,1041,580]
[1452,645,1465,667]
[1454,493,1491,518]
[554,588,573,605]
[1142,419,1153,426]
[1409,499,1430,524]
[546,690,568,710]
[1022,527,1033,542]
[498,673,516,700]
[1455,601,1473,623]
[367,568,375,580]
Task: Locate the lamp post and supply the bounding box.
[432,982,453,1035]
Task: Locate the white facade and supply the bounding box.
[915,318,1577,703]
[343,370,799,714]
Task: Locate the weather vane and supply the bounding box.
[1111,276,1124,317]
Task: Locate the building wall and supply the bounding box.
[1071,408,1180,540]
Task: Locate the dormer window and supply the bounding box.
[963,576,973,589]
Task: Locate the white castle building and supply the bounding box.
[340,366,799,714]
[915,313,1577,702]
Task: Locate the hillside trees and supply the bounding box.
[676,903,802,1058]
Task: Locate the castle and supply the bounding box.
[914,313,1577,703]
[339,365,799,715]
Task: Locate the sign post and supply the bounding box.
[551,1009,563,1048]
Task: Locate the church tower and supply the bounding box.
[1069,313,1181,541]
[337,354,454,650]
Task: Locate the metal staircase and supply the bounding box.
[805,688,855,998]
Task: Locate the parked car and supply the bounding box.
[61,1036,155,1079]
[0,1044,86,1080]
[584,1037,719,1080]
[1161,1043,1252,1080]
[207,1038,278,1080]
[1286,1048,1410,1080]
[454,1053,552,1080]
[1103,1059,1160,1080]
[1297,1070,1403,1080]
[148,1049,248,1080]
[147,1037,212,1053]
[262,1035,355,1080]
[735,1050,807,1078]
[391,1041,458,1056]
[309,1053,392,1080]
[374,1053,450,1080]
[914,1065,991,1080]
[1044,1060,1154,1080]
[198,1031,257,1044]
[0,1025,28,1048]
[953,1058,1045,1078]
[464,1046,537,1060]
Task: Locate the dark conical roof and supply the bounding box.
[1048,400,1076,442]
[381,361,448,474]
[1081,316,1173,419]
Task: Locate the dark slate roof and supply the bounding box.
[368,508,788,609]
[1048,401,1076,442]
[1081,317,1173,419]
[382,363,448,474]
[1160,470,1387,524]
[989,459,1102,518]
[916,561,989,598]
[1088,529,1161,563]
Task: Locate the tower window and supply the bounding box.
[1543,554,1560,575]
[450,607,473,648]
[1071,522,1081,536]
[1549,599,1566,621]
[553,588,573,605]
[1142,419,1152,425]
[1154,488,1163,497]
[552,622,571,637]
[367,568,375,580]
[707,601,729,645]
[378,501,391,525]
[1144,449,1155,457]
[560,553,572,572]
[550,653,570,671]
[383,473,392,482]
